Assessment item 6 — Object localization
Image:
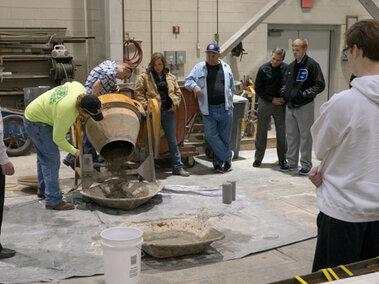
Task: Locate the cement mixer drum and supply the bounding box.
[84,94,145,161]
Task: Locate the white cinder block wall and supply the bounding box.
[0,0,378,94]
[124,0,378,94]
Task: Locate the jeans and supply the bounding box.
[161,109,183,173]
[23,117,62,206]
[64,132,99,170]
[202,104,233,167]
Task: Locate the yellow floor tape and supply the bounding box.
[294,275,308,284]
[338,265,354,277]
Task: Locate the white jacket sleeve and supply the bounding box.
[0,110,10,165]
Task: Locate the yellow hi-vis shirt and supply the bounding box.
[24,81,86,155]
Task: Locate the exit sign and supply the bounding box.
[301,0,313,8]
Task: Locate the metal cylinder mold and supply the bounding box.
[84,93,145,161]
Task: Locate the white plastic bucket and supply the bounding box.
[101,227,143,284]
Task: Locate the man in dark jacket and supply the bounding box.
[253,48,289,170]
[281,38,325,175]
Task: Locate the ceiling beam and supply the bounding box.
[220,0,285,58]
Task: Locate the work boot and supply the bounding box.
[173,169,190,177]
[62,159,75,171]
[46,201,75,210]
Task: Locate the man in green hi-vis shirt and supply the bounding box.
[24,81,103,210]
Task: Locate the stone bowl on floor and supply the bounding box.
[120,217,225,258]
[81,179,164,210]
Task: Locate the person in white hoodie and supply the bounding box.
[308,19,379,271]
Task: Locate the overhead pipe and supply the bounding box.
[150,0,153,55]
[196,0,200,55]
[84,0,90,74]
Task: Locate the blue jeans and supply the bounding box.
[64,132,99,169]
[23,117,62,206]
[202,104,233,167]
[161,109,183,174]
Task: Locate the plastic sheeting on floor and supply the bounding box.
[0,185,315,283]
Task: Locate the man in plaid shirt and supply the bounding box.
[63,61,133,170]
[85,60,133,96]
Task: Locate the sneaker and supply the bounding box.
[224,150,234,172]
[46,201,75,210]
[0,247,16,259]
[173,169,190,177]
[279,161,292,172]
[298,168,310,176]
[214,165,223,174]
[253,160,261,167]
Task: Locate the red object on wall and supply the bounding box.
[301,0,312,8]
[172,26,180,34]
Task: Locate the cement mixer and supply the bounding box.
[75,93,160,191]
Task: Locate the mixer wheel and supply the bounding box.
[183,156,195,168]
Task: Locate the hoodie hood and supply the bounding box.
[351,75,379,105]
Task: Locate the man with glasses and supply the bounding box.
[63,61,133,170]
[309,19,379,271]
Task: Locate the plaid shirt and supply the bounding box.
[85,60,118,95]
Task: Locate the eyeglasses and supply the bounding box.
[342,47,350,57]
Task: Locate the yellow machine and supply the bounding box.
[73,93,161,190]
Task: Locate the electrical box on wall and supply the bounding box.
[164,51,176,65]
[176,51,186,64]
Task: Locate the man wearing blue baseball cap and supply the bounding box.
[185,43,235,173]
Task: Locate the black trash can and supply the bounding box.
[230,95,248,158]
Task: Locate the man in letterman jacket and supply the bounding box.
[281,38,325,176]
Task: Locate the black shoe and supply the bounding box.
[224,150,234,172]
[37,193,45,199]
[62,159,75,170]
[0,247,16,259]
[214,165,223,174]
[253,160,261,167]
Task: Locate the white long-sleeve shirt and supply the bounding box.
[311,75,379,222]
[0,109,10,165]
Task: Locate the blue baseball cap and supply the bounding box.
[206,43,220,53]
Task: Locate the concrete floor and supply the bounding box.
[4,147,320,284]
